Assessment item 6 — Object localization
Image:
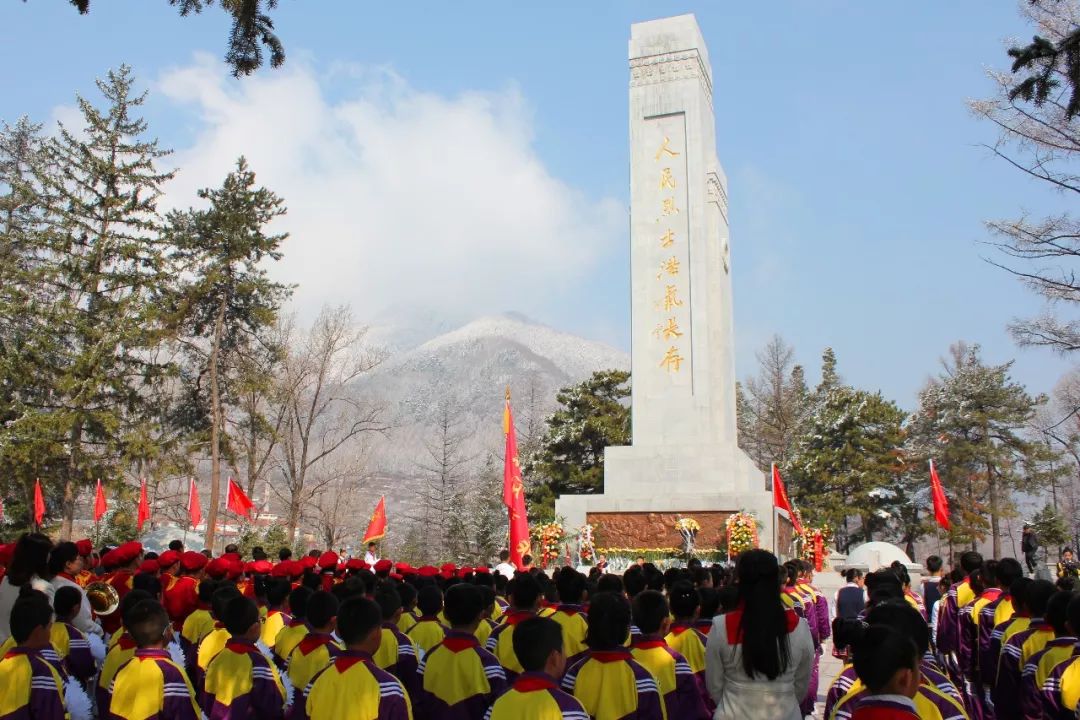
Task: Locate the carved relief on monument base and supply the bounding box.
[587,510,734,552]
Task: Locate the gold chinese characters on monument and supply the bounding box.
[651,135,687,373]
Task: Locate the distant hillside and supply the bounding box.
[357,312,629,475]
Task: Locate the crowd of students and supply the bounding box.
[2,532,1079,719]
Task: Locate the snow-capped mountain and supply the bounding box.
[358,312,629,473]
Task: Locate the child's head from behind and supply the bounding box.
[852,624,920,698]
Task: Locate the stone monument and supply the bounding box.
[556,14,777,554]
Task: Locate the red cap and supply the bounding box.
[226,558,244,580]
[138,559,159,574]
[300,556,317,570]
[179,551,208,572]
[418,565,438,577]
[345,558,363,571]
[440,562,456,572]
[390,572,403,581]
[75,539,94,557]
[221,552,242,564]
[318,551,339,569]
[206,558,229,579]
[157,550,181,569]
[374,558,392,573]
[456,567,473,578]
[270,562,291,578]
[113,541,143,566]
[251,560,273,574]
[99,550,117,570]
[474,566,490,575]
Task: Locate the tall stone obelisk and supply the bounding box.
[557,14,774,550]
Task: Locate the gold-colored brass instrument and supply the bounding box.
[85,581,119,615]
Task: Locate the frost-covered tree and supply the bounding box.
[907,342,1059,557]
[783,386,907,551]
[973,1,1080,353]
[525,369,630,519]
[35,66,175,538]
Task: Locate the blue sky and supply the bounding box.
[1,1,1074,409]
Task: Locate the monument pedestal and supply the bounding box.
[559,444,774,553]
[555,14,776,552]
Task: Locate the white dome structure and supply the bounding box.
[844,542,915,572]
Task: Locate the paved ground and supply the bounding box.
[815,644,844,719]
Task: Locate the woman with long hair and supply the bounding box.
[0,532,54,643]
[704,549,814,720]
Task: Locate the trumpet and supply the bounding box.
[85,581,120,616]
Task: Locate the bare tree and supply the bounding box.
[409,397,477,561]
[741,335,808,469]
[305,459,369,551]
[272,305,387,541]
[973,1,1080,353]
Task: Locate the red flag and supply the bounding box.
[137,478,150,531]
[363,496,387,544]
[503,390,531,569]
[929,460,951,531]
[771,464,803,535]
[226,478,253,518]
[93,479,108,523]
[188,478,202,530]
[33,479,45,526]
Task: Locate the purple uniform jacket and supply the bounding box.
[561,649,666,720]
[203,638,285,720]
[993,621,1046,720]
[381,622,420,700]
[1041,650,1080,720]
[814,589,832,642]
[976,596,1010,683]
[56,621,95,688]
[417,630,507,720]
[1022,637,1077,720]
[826,663,858,720]
[631,637,709,720]
[0,647,68,720]
[938,584,963,656]
[920,655,965,707]
[106,648,201,720]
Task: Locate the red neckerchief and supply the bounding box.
[442,631,480,652]
[513,672,558,692]
[333,650,373,672]
[632,635,667,650]
[590,648,633,663]
[504,610,535,626]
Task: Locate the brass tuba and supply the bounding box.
[85,581,120,616]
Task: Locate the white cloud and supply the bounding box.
[154,54,624,326]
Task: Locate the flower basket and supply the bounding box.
[725,511,760,560]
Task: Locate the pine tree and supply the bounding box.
[817,347,839,395]
[165,156,290,550]
[907,343,1059,557]
[0,117,61,526]
[784,383,907,551]
[33,66,175,538]
[525,369,630,518]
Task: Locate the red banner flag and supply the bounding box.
[503,390,531,570]
[929,460,951,531]
[137,478,150,531]
[226,478,253,518]
[93,479,108,523]
[188,478,202,530]
[33,479,45,526]
[363,496,387,544]
[771,464,803,535]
